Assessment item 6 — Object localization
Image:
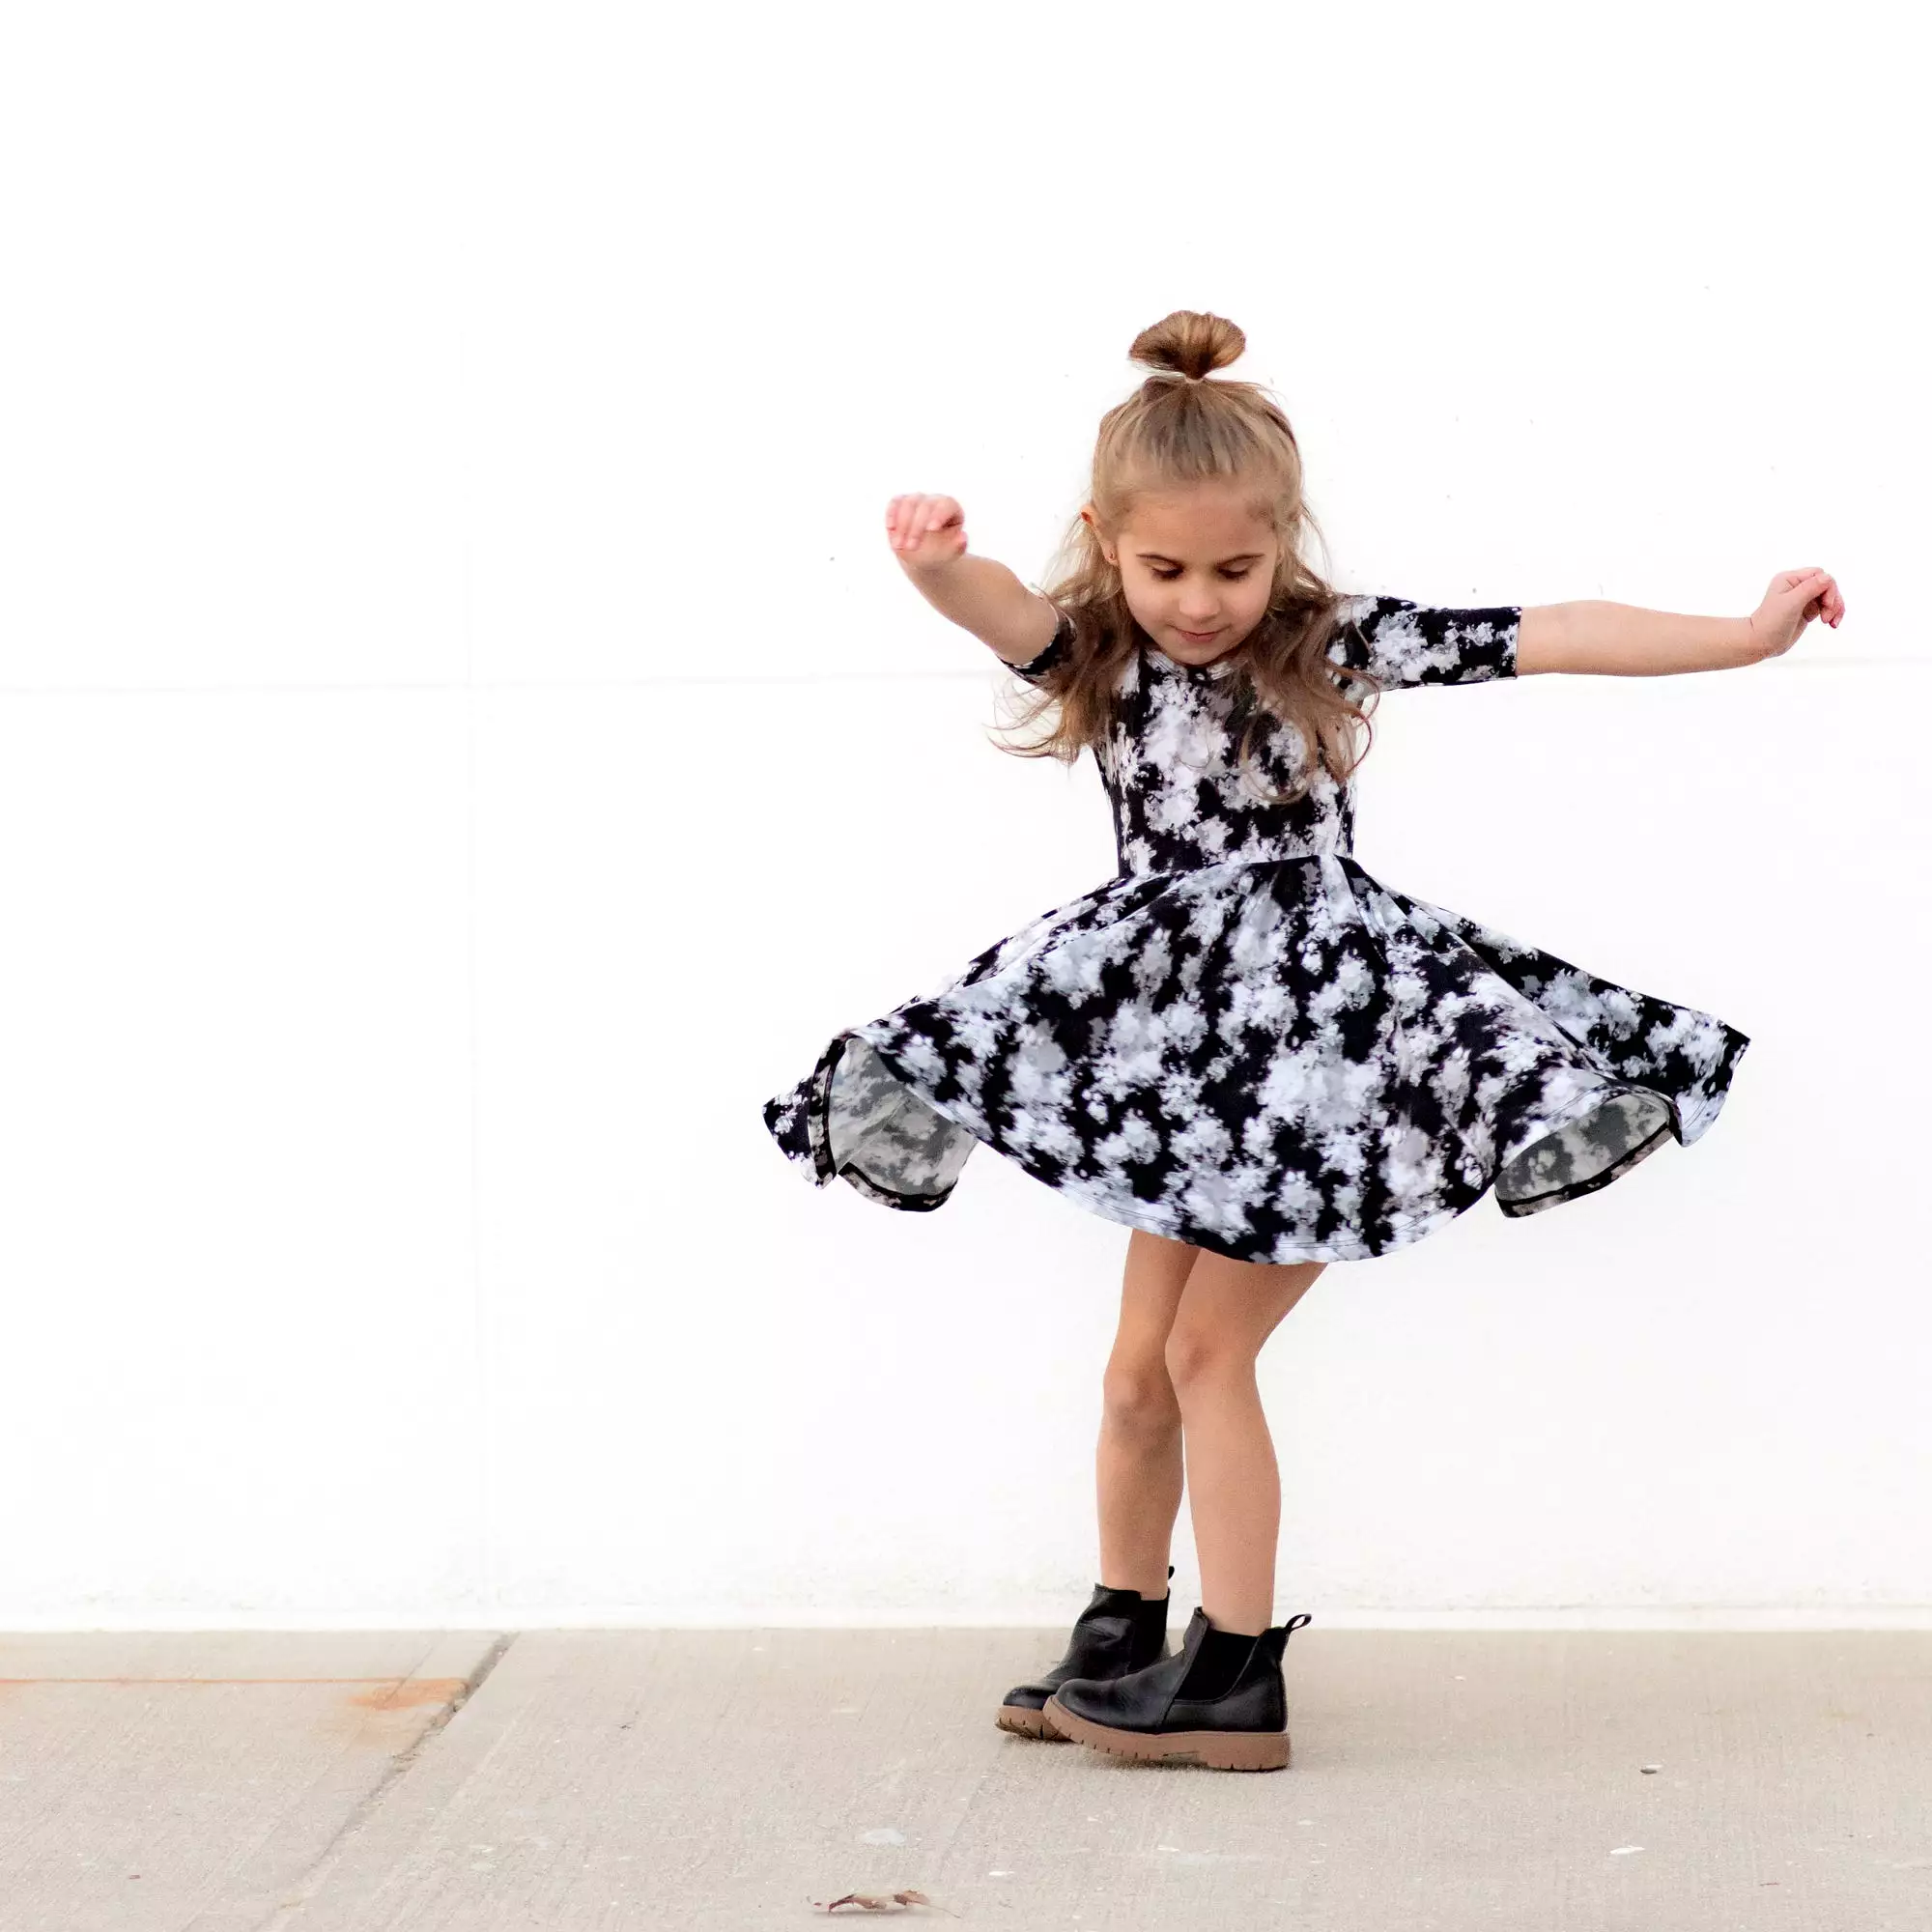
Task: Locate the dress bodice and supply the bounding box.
[1099,643,1356,877]
[1009,593,1523,880]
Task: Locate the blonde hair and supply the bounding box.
[999,309,1380,803]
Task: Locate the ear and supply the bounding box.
[1080,504,1118,567]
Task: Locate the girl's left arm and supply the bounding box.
[1517,569,1845,676]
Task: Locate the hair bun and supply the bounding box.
[1128,310,1245,382]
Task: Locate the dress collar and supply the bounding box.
[1145,641,1242,683]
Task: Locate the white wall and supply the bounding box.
[1,0,1923,1629]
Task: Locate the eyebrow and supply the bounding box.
[1135,551,1267,565]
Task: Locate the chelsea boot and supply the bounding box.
[1045,1604,1315,1771]
[996,1565,1175,1741]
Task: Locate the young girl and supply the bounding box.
[761,309,1843,1774]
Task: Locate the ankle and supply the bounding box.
[1202,1603,1269,1635]
[1096,1559,1175,1603]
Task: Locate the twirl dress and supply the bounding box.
[761,597,1750,1264]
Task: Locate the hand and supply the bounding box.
[1747,567,1845,661]
[885,494,968,571]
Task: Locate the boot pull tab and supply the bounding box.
[1283,1612,1314,1637]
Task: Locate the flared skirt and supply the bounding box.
[760,852,1749,1264]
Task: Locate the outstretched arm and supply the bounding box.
[886,493,1060,667]
[1518,569,1845,676]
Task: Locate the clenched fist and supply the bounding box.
[1747,567,1845,660]
[886,494,968,571]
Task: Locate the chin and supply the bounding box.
[1171,624,1251,664]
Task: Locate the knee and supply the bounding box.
[1101,1358,1181,1435]
[1162,1326,1252,1395]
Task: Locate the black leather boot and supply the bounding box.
[996,1565,1175,1741]
[1045,1605,1315,1771]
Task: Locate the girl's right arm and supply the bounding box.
[885,494,1061,668]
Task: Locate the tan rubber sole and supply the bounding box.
[1043,1693,1291,1771]
[995,1702,1070,1741]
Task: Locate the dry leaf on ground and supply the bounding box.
[812,1889,956,1914]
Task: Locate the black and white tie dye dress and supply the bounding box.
[761,596,1750,1265]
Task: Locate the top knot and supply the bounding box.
[1127,310,1246,383]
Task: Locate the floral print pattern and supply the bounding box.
[761,596,1750,1264]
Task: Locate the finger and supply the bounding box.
[887,497,907,547]
[926,495,957,534]
[902,495,931,550]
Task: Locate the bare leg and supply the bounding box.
[1164,1248,1325,1634]
[1094,1229,1198,1599]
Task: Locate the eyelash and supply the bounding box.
[1150,568,1251,582]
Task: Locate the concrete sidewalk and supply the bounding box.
[1,1626,1928,1929]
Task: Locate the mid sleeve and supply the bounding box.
[1002,603,1074,684]
[1326,594,1520,690]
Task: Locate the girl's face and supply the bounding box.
[1087,479,1280,667]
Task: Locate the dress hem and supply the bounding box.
[809,1024,1748,1267]
[802,1032,964,1212]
